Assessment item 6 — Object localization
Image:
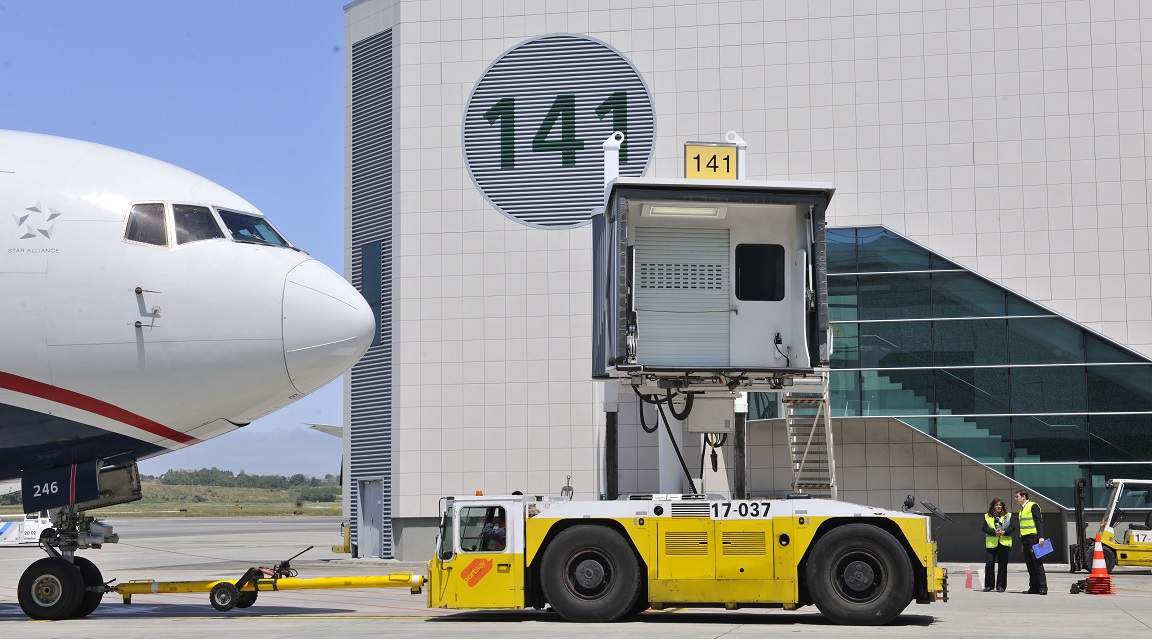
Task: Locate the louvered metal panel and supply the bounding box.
[462,34,655,229]
[670,501,712,518]
[349,27,394,558]
[634,228,730,366]
[663,531,709,555]
[721,531,767,556]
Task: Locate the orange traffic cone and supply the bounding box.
[965,569,973,589]
[1084,533,1115,595]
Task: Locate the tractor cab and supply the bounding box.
[1103,480,1152,549]
[1073,478,1152,573]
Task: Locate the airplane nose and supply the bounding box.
[282,260,375,395]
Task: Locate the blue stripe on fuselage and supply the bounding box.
[0,402,166,480]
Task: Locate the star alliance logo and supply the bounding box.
[12,199,62,240]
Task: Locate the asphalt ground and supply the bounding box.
[1,516,1150,638]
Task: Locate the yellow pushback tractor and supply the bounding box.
[428,493,947,625]
[424,137,947,625]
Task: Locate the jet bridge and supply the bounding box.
[591,132,836,500]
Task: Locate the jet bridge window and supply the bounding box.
[124,202,168,247]
[735,244,786,301]
[217,208,290,247]
[173,204,225,244]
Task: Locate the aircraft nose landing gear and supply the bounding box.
[17,503,118,620]
[17,553,108,620]
[18,557,85,620]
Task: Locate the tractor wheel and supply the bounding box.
[805,524,914,625]
[1103,546,1117,573]
[540,525,641,623]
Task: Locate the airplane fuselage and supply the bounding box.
[0,130,373,481]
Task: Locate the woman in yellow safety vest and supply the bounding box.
[980,498,1014,592]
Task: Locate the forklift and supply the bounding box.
[1069,477,1152,573]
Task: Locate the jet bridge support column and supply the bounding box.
[603,382,619,500]
[734,404,748,500]
[605,412,618,500]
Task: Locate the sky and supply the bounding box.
[1,2,351,478]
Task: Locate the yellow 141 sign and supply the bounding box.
[685,142,738,180]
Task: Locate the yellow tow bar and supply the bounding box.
[115,572,425,611]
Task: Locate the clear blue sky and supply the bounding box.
[1,2,350,477]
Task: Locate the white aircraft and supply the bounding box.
[0,130,374,619]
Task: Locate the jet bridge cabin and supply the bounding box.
[592,177,834,387]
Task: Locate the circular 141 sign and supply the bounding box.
[463,34,655,229]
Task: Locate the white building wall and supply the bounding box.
[347,0,1152,523]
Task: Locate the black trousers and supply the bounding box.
[1020,533,1047,592]
[984,544,1009,590]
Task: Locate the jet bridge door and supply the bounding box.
[634,227,730,367]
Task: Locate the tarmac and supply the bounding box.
[1,516,1150,638]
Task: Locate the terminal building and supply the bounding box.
[342,0,1152,560]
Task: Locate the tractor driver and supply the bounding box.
[481,509,507,551]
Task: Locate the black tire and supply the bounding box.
[625,582,650,617]
[1103,546,1117,573]
[210,582,240,612]
[18,557,84,620]
[805,524,914,625]
[72,556,104,618]
[540,525,641,623]
[236,591,258,608]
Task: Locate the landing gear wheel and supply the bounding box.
[540,525,640,623]
[18,557,84,620]
[210,582,240,612]
[805,524,914,625]
[72,556,104,618]
[236,591,258,608]
[1103,546,1117,573]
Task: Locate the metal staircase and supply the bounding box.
[783,373,836,500]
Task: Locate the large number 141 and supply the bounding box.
[484,92,629,169]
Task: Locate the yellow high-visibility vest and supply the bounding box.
[1018,500,1039,536]
[985,513,1011,548]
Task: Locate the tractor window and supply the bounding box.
[437,504,455,560]
[458,506,507,553]
[1119,489,1150,509]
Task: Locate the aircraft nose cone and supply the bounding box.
[283,260,375,395]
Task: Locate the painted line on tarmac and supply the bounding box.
[247,615,442,619]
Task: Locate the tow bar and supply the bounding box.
[112,546,425,612]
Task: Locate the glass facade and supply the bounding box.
[781,227,1152,507]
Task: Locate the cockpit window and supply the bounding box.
[217,208,290,247]
[173,204,225,244]
[124,203,167,247]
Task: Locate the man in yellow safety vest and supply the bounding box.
[1014,489,1047,595]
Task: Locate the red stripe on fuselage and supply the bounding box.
[0,371,199,445]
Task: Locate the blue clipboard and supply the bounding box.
[1032,539,1053,558]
